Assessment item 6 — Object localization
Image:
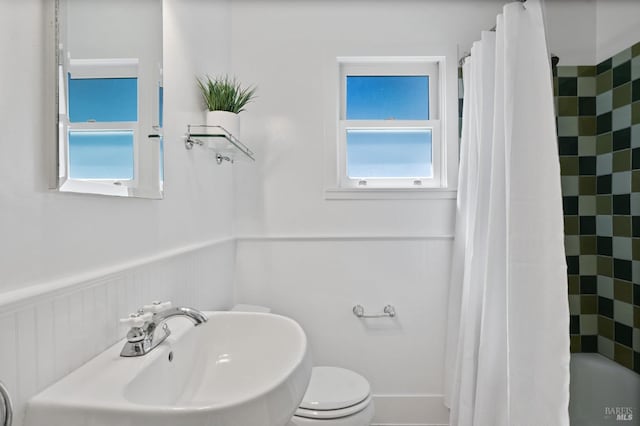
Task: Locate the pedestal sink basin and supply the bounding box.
[26,311,312,426]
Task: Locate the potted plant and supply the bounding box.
[197,75,256,138]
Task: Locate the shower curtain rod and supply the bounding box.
[458,0,559,68]
[459,51,559,68]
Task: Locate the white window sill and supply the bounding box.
[59,179,131,197]
[324,187,457,200]
[58,179,163,199]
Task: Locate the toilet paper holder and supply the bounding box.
[352,304,396,318]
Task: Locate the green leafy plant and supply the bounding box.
[197,75,257,113]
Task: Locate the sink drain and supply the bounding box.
[168,351,174,362]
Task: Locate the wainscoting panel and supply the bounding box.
[235,235,453,426]
[0,238,235,426]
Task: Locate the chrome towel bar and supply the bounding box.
[352,304,396,318]
[0,380,12,426]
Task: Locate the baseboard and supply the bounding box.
[371,394,449,426]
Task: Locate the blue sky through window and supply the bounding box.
[68,131,134,179]
[346,129,432,178]
[346,76,429,120]
[68,76,137,122]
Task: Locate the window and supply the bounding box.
[68,130,134,179]
[338,59,443,189]
[68,77,138,123]
[346,129,432,178]
[62,58,139,184]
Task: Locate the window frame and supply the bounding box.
[59,58,140,194]
[322,51,458,201]
[338,58,443,189]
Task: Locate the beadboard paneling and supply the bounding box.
[0,238,234,426]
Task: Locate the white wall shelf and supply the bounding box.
[184,124,255,164]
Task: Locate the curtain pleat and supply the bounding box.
[444,1,570,425]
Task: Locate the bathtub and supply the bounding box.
[570,353,640,425]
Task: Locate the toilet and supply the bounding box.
[290,366,374,425]
[231,305,375,426]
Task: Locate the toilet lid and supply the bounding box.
[295,395,372,420]
[299,366,371,411]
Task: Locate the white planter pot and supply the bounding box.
[205,110,240,138]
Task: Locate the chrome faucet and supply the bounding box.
[120,302,208,357]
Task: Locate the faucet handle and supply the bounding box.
[142,300,172,314]
[120,312,153,328]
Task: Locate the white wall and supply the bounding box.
[544,0,597,65]
[229,1,505,424]
[0,0,235,424]
[235,237,453,424]
[595,0,640,63]
[230,0,504,236]
[0,0,232,297]
[542,0,640,66]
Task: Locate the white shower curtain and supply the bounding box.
[444,1,570,425]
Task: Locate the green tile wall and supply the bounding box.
[556,64,600,354]
[594,41,640,374]
[559,41,640,374]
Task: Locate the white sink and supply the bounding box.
[26,311,312,426]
